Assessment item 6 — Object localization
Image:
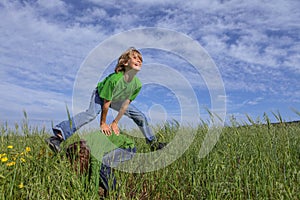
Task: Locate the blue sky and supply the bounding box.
[0,0,299,130]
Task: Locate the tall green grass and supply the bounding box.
[0,114,299,199]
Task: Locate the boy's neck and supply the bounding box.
[123,69,138,83]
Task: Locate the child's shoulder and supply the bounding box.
[111,72,123,78]
[102,72,123,82]
[110,73,125,84]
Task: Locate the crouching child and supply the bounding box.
[65,130,136,198]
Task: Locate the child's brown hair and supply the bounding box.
[65,139,90,174]
[114,47,143,73]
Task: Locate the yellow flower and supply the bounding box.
[20,158,26,163]
[7,145,13,149]
[6,161,16,167]
[0,153,7,159]
[1,157,8,162]
[25,147,31,152]
[18,182,24,189]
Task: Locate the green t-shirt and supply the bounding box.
[82,131,135,192]
[82,130,135,160]
[97,72,142,102]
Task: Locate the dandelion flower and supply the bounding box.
[6,161,16,167]
[18,182,24,189]
[1,157,8,162]
[0,153,7,159]
[25,147,31,152]
[7,145,13,149]
[20,158,26,163]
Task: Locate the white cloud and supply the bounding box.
[151,0,300,73]
[0,0,108,91]
[36,0,68,14]
[75,7,108,23]
[0,0,299,126]
[0,82,71,122]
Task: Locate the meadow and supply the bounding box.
[0,114,299,200]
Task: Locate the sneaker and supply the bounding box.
[45,136,63,153]
[150,142,167,151]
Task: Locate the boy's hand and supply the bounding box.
[100,123,111,136]
[110,120,120,135]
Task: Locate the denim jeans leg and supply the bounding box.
[110,101,156,143]
[100,147,136,191]
[102,147,136,168]
[99,164,116,191]
[125,104,157,143]
[53,89,102,140]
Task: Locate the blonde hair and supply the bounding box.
[114,47,143,73]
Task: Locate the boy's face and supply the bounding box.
[126,52,143,71]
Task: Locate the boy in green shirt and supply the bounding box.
[47,47,164,148]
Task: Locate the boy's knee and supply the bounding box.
[134,114,148,126]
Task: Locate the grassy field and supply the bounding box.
[0,116,299,200]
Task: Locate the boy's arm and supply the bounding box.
[110,99,131,135]
[100,99,112,135]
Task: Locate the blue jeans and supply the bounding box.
[52,88,156,143]
[100,147,136,191]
